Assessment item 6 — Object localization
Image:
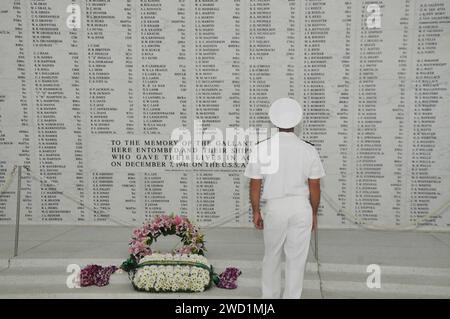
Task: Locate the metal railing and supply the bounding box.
[14,165,21,257]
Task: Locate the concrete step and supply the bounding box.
[1,257,449,298]
[1,263,449,288]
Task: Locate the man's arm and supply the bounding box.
[250,179,263,229]
[308,178,321,231]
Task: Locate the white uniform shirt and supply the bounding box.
[244,132,326,200]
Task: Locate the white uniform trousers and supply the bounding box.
[261,195,312,299]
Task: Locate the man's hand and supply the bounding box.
[308,178,321,232]
[253,211,264,229]
[312,214,317,231]
[250,179,263,229]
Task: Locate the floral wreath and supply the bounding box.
[127,214,206,261]
[80,214,241,290]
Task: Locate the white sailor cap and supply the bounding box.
[268,97,303,129]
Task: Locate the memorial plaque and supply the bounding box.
[0,0,448,230]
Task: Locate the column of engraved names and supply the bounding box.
[191,0,246,171]
[285,0,296,97]
[352,0,384,224]
[300,0,333,223]
[124,0,136,136]
[29,0,82,222]
[138,0,189,220]
[194,171,240,224]
[408,1,450,227]
[68,2,86,221]
[229,0,243,223]
[391,0,412,225]
[123,0,138,223]
[193,0,243,223]
[85,0,137,223]
[227,0,244,223]
[336,0,352,225]
[247,0,275,128]
[193,0,237,130]
[0,1,33,222]
[296,0,356,226]
[301,0,332,146]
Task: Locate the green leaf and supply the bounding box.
[120,254,138,272]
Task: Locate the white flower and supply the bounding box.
[132,254,210,292]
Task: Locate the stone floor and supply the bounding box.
[0,225,449,298]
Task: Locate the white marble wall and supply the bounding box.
[0,0,449,230]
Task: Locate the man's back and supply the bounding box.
[245,131,325,200]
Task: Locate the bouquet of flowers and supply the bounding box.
[79,214,241,292]
[118,214,241,293]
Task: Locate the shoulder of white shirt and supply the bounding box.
[256,132,317,151]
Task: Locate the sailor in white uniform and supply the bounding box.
[244,97,326,299]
